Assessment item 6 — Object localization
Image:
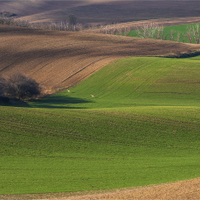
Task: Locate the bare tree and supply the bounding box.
[136,23,161,39]
[155,26,164,39]
[192,24,200,44]
[136,24,148,38]
[125,27,131,36]
[170,30,174,41]
[186,26,193,43]
[177,32,181,42]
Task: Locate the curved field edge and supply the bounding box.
[35,56,200,109]
[0,25,200,91]
[0,56,200,195]
[0,178,199,200]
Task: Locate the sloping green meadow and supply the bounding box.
[0,57,200,195]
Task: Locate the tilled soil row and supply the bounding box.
[0,25,199,92]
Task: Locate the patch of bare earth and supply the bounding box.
[1,178,199,200]
[0,25,200,93]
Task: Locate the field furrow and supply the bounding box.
[0,25,199,91]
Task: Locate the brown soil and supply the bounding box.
[0,1,89,18]
[1,178,199,200]
[1,1,200,24]
[0,25,199,93]
[47,178,200,200]
[46,178,200,200]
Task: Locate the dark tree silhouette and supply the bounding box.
[0,73,41,101]
[68,14,77,25]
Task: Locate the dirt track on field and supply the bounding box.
[44,178,200,200]
[48,178,200,200]
[0,25,200,92]
[1,178,199,200]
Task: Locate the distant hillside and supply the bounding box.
[1,1,200,24]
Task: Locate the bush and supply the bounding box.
[0,75,10,104]
[0,73,41,101]
[0,76,6,96]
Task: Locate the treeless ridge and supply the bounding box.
[0,25,200,92]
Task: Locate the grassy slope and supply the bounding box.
[0,56,200,195]
[35,56,200,108]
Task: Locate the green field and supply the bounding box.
[128,23,200,43]
[1,56,200,195]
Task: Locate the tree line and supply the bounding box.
[134,23,200,44]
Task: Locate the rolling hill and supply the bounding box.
[1,1,200,24]
[0,25,199,93]
[0,56,200,199]
[1,5,200,198]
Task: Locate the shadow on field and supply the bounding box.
[0,98,30,107]
[29,95,93,109]
[0,95,93,109]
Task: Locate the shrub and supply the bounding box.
[0,76,6,96]
[0,76,9,104]
[0,73,41,101]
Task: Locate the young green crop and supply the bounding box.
[33,57,200,109]
[0,56,200,195]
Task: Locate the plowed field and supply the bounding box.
[0,25,199,92]
[2,1,200,24]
